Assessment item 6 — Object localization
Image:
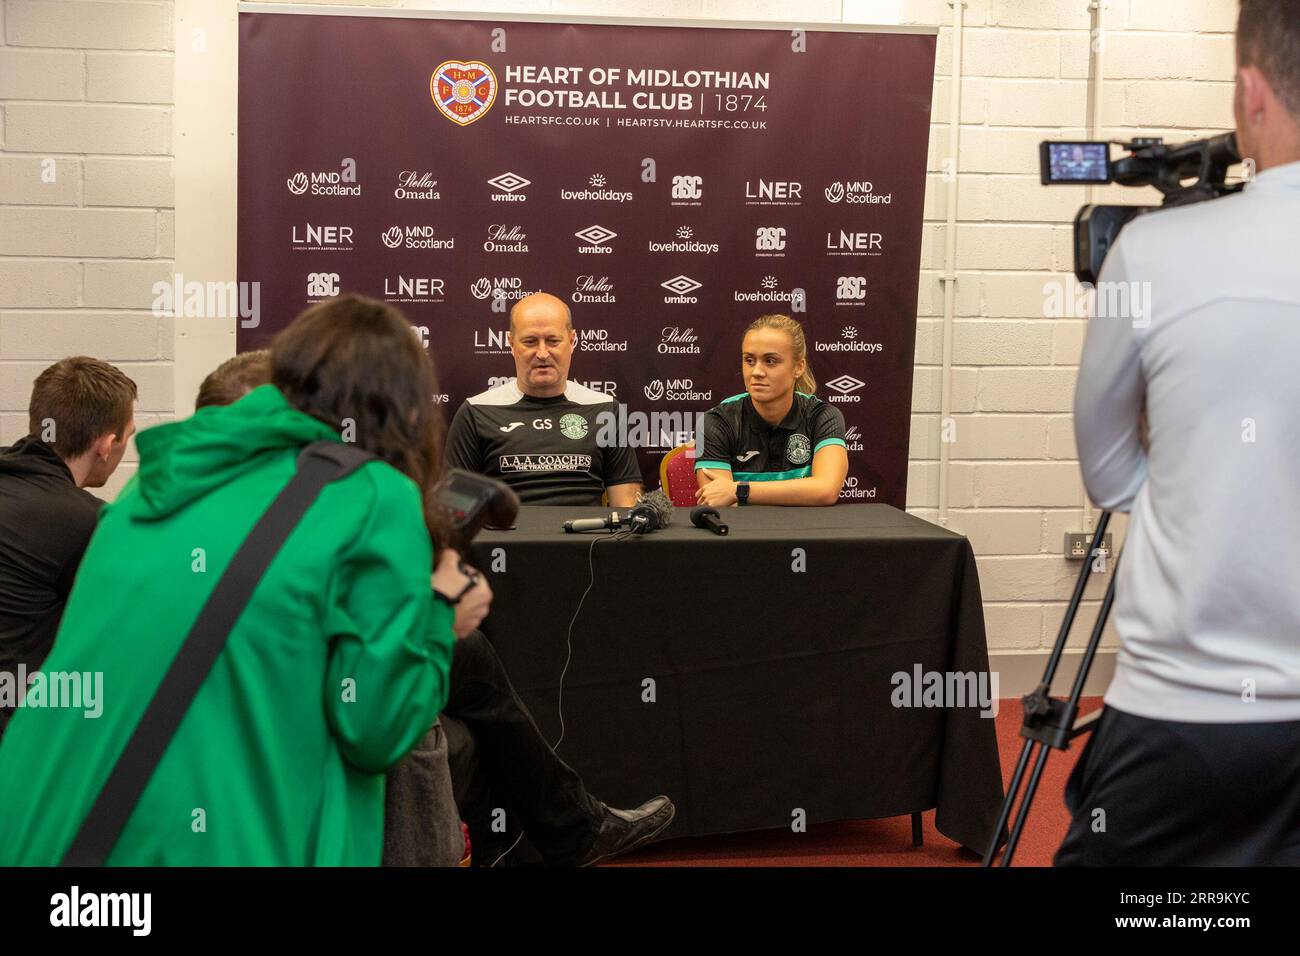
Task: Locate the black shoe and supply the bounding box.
[573,796,676,866]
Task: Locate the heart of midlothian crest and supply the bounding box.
[430,60,498,126]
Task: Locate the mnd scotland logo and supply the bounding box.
[286,158,360,197]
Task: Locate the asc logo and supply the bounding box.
[306,273,340,298]
[836,276,867,300]
[755,227,786,253]
[671,175,702,200]
[431,60,498,126]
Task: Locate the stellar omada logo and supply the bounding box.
[430,60,498,126]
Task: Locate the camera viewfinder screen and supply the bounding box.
[1045,142,1111,183]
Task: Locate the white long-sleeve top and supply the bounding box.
[1074,159,1300,722]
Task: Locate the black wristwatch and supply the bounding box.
[736,482,751,505]
[434,560,481,606]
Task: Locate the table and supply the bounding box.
[467,504,1006,853]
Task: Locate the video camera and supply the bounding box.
[1040,133,1245,283]
[433,469,519,549]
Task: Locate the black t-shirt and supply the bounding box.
[0,437,103,735]
[445,380,643,506]
[695,391,846,481]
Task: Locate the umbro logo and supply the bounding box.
[735,451,760,462]
[499,422,525,432]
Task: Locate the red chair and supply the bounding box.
[660,442,699,506]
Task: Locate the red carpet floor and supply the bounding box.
[603,697,1103,867]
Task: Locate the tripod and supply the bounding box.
[982,512,1119,867]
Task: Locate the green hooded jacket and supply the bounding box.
[0,385,454,865]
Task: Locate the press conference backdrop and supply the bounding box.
[237,9,937,507]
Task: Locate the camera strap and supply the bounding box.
[61,440,374,866]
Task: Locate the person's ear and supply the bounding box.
[569,329,577,349]
[92,432,117,462]
[1238,64,1268,126]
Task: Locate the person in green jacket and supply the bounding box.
[0,295,491,865]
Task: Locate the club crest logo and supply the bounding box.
[559,414,589,440]
[786,433,811,465]
[430,60,498,126]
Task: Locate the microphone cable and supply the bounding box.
[490,525,630,866]
[556,527,631,751]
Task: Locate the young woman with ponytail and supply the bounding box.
[694,314,849,507]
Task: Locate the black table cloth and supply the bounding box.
[467,503,1006,853]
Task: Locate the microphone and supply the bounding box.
[690,506,729,536]
[563,512,619,533]
[627,489,674,535]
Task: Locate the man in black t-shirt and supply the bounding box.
[445,293,642,507]
[0,358,137,737]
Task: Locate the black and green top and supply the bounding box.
[445,380,643,506]
[694,391,847,481]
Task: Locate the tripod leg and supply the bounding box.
[984,513,1116,866]
[982,735,1035,866]
[1000,742,1052,866]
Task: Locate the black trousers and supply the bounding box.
[1055,705,1300,866]
[442,630,603,864]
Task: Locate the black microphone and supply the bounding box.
[627,489,674,535]
[563,512,619,533]
[690,506,729,536]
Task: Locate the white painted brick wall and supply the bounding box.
[1,0,175,495]
[902,0,1238,654]
[1,0,1246,659]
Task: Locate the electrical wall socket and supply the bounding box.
[1065,532,1113,561]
